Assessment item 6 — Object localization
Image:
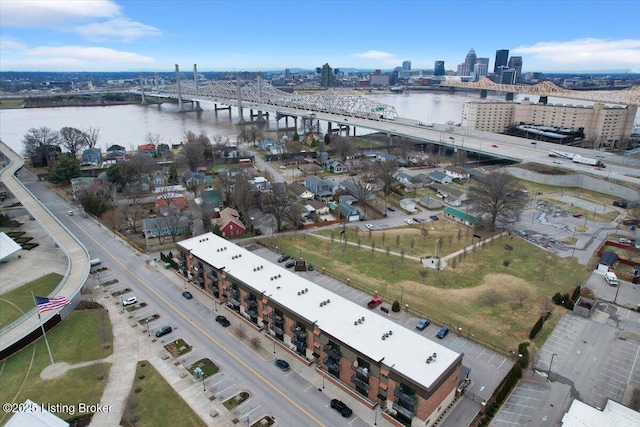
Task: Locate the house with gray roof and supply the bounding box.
[338,201,362,222]
[304,176,333,198]
[428,171,453,184]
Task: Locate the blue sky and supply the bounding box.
[1,0,639,73]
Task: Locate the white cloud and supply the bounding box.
[354,50,395,60]
[514,38,640,72]
[75,18,162,42]
[0,37,27,51]
[0,0,120,27]
[351,50,398,67]
[26,45,155,65]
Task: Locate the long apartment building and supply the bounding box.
[177,232,465,427]
[462,99,638,148]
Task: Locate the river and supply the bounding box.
[1,91,638,156]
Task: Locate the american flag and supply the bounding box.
[35,296,70,312]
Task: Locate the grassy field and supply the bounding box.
[0,273,63,326]
[121,361,206,427]
[0,308,113,422]
[271,227,589,352]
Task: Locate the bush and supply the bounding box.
[391,300,401,312]
[529,316,544,339]
[517,342,530,368]
[571,285,580,302]
[552,292,563,305]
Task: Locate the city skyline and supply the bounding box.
[1,0,639,73]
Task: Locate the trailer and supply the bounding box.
[572,154,605,168]
[549,149,575,159]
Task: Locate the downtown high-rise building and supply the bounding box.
[402,60,411,70]
[434,61,445,76]
[464,49,477,73]
[319,63,336,87]
[508,56,523,83]
[494,49,509,74]
[474,58,489,80]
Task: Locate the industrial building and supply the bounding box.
[177,232,465,426]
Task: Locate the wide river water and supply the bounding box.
[1,91,638,156]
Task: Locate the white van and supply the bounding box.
[605,272,618,286]
[90,258,102,267]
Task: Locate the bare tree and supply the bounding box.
[83,126,100,148]
[469,172,528,230]
[332,136,356,160]
[22,126,59,167]
[538,299,554,319]
[481,288,503,307]
[419,268,428,283]
[372,160,398,195]
[182,141,205,171]
[118,204,143,234]
[59,127,89,158]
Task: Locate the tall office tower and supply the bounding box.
[494,49,509,74]
[499,68,516,85]
[320,63,336,87]
[285,68,291,78]
[464,49,477,73]
[474,58,489,80]
[434,61,445,76]
[508,56,523,82]
[457,63,472,76]
[402,60,411,70]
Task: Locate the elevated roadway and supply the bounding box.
[0,141,90,356]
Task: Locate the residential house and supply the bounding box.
[428,171,453,184]
[183,171,208,189]
[142,216,189,239]
[157,143,170,157]
[399,198,417,212]
[597,252,618,272]
[30,144,61,168]
[106,144,126,160]
[288,182,314,201]
[431,183,467,207]
[323,159,345,173]
[81,147,102,165]
[444,165,470,180]
[251,176,271,192]
[297,162,323,176]
[152,172,166,189]
[443,207,478,226]
[339,195,357,205]
[216,207,246,237]
[394,171,414,188]
[306,199,330,215]
[70,177,95,199]
[338,201,362,222]
[344,158,365,172]
[339,180,376,202]
[221,145,239,159]
[138,143,156,157]
[304,176,333,199]
[155,185,187,210]
[462,167,487,181]
[259,139,278,151]
[200,187,224,209]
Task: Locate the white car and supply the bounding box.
[365,224,374,230]
[553,160,563,164]
[619,238,632,245]
[404,219,413,224]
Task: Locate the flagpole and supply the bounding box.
[32,292,55,366]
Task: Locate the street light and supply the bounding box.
[146,319,150,337]
[548,353,558,380]
[571,227,577,258]
[202,374,206,391]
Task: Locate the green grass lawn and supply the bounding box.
[121,361,206,427]
[0,273,63,326]
[0,308,113,422]
[272,231,589,352]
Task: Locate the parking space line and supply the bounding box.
[217,383,236,396]
[628,345,640,384]
[304,384,315,392]
[476,348,486,359]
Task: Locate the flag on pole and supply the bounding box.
[35,296,70,312]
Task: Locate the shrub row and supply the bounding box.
[529,316,545,339]
[552,292,575,310]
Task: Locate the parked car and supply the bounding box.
[330,399,353,417]
[365,223,374,230]
[622,218,639,226]
[404,219,413,224]
[215,315,230,327]
[122,296,138,306]
[553,160,563,164]
[619,237,633,245]
[155,325,172,338]
[416,318,431,331]
[181,291,193,299]
[307,264,314,271]
[573,212,583,218]
[367,297,383,309]
[277,254,290,263]
[67,210,74,216]
[387,206,396,212]
[414,217,424,223]
[436,326,449,339]
[285,260,295,268]
[429,215,439,221]
[274,359,290,371]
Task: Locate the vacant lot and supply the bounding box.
[271,227,588,351]
[0,308,113,421]
[0,273,63,326]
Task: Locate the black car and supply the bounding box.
[430,215,439,221]
[215,315,230,327]
[181,291,193,299]
[274,359,290,371]
[277,254,290,263]
[155,325,172,338]
[285,260,295,268]
[387,206,396,212]
[330,399,352,417]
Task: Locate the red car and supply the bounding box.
[573,212,583,218]
[367,297,383,309]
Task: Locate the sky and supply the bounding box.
[1,0,639,73]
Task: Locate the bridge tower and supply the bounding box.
[175,64,185,112]
[192,64,202,112]
[138,75,147,105]
[253,75,267,123]
[236,76,246,124]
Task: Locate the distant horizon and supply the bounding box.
[1,1,639,73]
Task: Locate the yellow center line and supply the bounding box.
[75,221,325,426]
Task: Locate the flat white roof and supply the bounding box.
[179,232,461,391]
[561,399,640,427]
[0,232,21,261]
